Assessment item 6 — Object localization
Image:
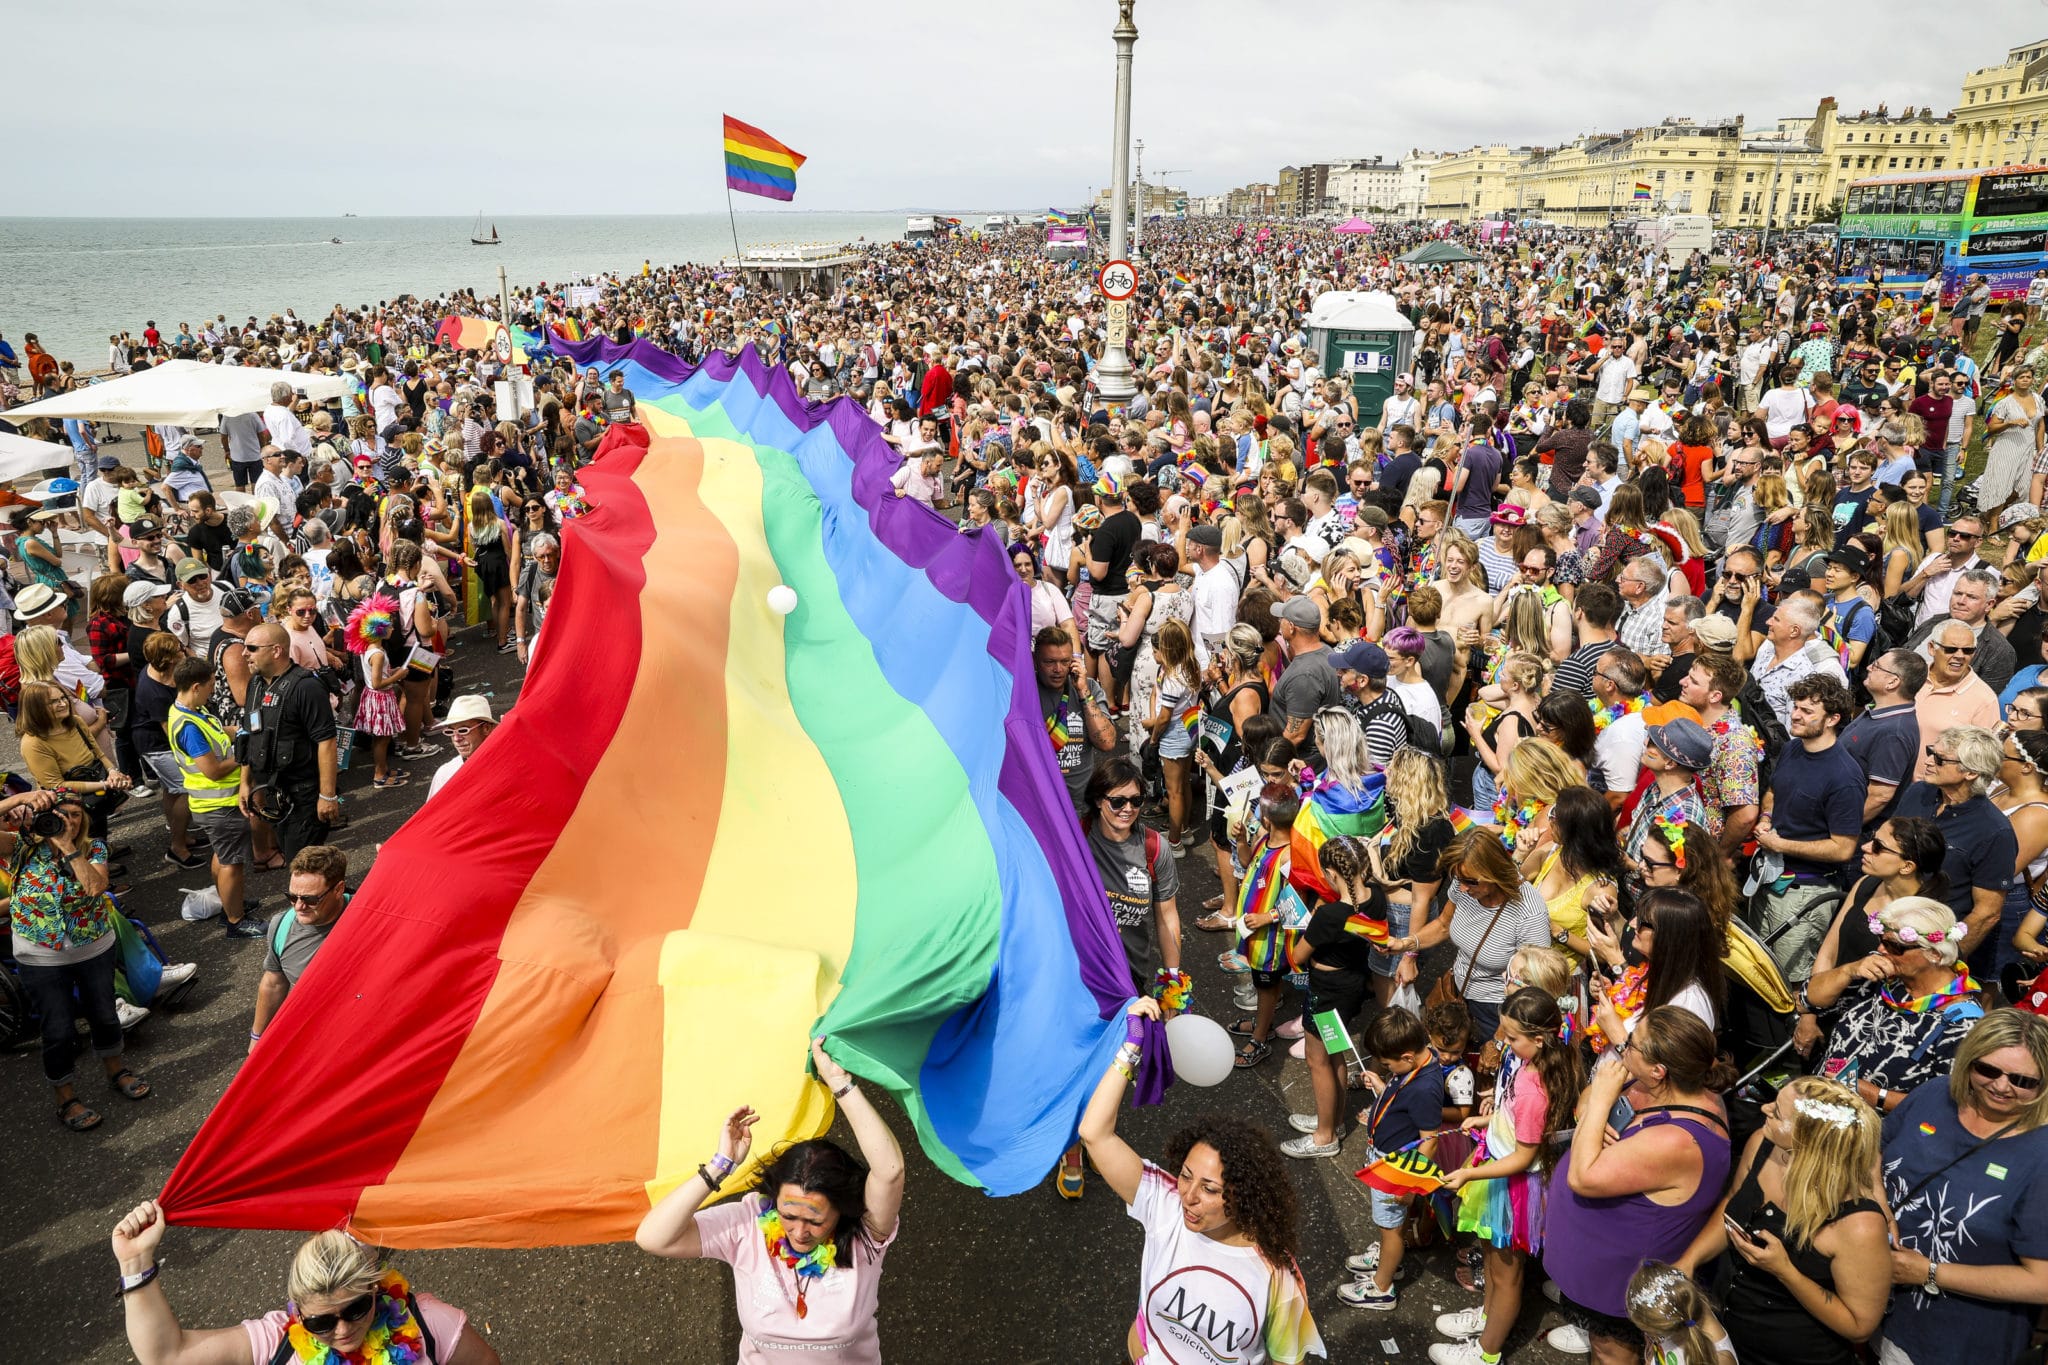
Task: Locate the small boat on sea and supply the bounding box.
[471,212,500,246]
[329,237,343,244]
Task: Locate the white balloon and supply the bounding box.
[1164,1013,1235,1088]
[766,584,799,616]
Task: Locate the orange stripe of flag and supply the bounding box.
[722,115,806,170]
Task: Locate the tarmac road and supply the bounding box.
[0,492,1575,1363]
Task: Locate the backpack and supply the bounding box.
[1733,674,1789,777]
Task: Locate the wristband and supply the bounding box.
[708,1153,735,1178]
[696,1163,725,1192]
[249,1031,262,1042]
[118,1265,159,1297]
[831,1081,857,1100]
[319,794,340,802]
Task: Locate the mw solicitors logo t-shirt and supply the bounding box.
[1125,1163,1324,1364]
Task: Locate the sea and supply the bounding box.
[0,212,1008,369]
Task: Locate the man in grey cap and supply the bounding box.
[1331,639,1407,770]
[1267,595,1342,766]
[1624,716,1715,864]
[1182,522,1239,665]
[1564,485,1604,554]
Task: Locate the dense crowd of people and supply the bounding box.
[11,210,2048,1363]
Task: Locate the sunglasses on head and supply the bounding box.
[1973,1059,2044,1093]
[298,1293,376,1335]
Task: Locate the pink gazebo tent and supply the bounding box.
[1333,217,1376,234]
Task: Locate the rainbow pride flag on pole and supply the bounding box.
[1633,182,1653,201]
[724,114,805,202]
[157,339,1153,1248]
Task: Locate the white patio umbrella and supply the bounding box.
[0,359,346,429]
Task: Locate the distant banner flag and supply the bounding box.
[1046,208,1082,224]
[723,114,806,202]
[1633,182,1653,201]
[1357,1148,1447,1197]
[1170,270,1193,288]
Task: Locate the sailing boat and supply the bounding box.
[470,212,500,246]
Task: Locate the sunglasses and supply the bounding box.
[1103,794,1141,811]
[299,1293,376,1335]
[283,888,334,907]
[1932,642,1976,656]
[1973,1059,2045,1092]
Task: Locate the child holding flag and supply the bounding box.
[1227,782,1308,1069]
[1430,987,1586,1365]
[1338,1007,1445,1310]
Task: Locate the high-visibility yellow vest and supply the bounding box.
[165,704,240,813]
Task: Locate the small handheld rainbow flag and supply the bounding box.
[1171,270,1193,288]
[724,115,806,202]
[1343,910,1390,944]
[1633,182,1653,201]
[1357,1147,1447,1197]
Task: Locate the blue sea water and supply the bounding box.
[0,213,939,367]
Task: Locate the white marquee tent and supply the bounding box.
[0,360,346,430]
[0,431,78,485]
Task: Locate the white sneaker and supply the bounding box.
[1547,1323,1591,1354]
[115,999,150,1030]
[1345,1245,1381,1274]
[129,784,157,800]
[155,962,198,996]
[1428,1342,1492,1365]
[1232,984,1259,1012]
[1435,1307,1487,1339]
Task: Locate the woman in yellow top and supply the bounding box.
[1526,786,1626,964]
[15,682,133,840]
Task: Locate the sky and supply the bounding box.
[7,1,2026,216]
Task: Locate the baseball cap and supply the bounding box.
[218,587,262,618]
[2000,502,2043,532]
[1331,640,1390,679]
[122,581,173,611]
[1647,717,1713,772]
[1826,545,1871,576]
[1691,615,1739,650]
[97,454,120,471]
[173,557,209,583]
[128,517,161,539]
[1277,596,1322,631]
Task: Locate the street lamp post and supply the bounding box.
[1096,0,1139,405]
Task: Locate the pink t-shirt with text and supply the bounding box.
[697,1191,898,1365]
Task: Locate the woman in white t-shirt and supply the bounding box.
[1079,998,1327,1364]
[1383,625,1444,745]
[637,1037,905,1364]
[110,1200,499,1363]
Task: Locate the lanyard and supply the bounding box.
[1366,1064,1418,1145]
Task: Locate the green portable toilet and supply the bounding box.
[1307,291,1416,427]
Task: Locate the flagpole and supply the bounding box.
[725,183,745,268]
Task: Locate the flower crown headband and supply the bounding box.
[1869,915,1949,945]
[1654,815,1688,870]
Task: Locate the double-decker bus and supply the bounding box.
[1835,162,2048,302]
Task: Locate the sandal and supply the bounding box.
[1233,1039,1272,1068]
[108,1068,151,1100]
[58,1096,102,1131]
[253,854,286,872]
[1195,912,1234,932]
[372,775,410,790]
[1226,1018,1261,1038]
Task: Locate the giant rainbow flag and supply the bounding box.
[724,114,805,202]
[158,339,1158,1248]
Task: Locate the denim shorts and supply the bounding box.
[1371,1185,1411,1230]
[1369,900,1414,979]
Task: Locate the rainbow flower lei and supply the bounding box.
[758,1203,837,1319]
[1492,795,1541,851]
[285,1270,424,1364]
[1590,690,1650,735]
